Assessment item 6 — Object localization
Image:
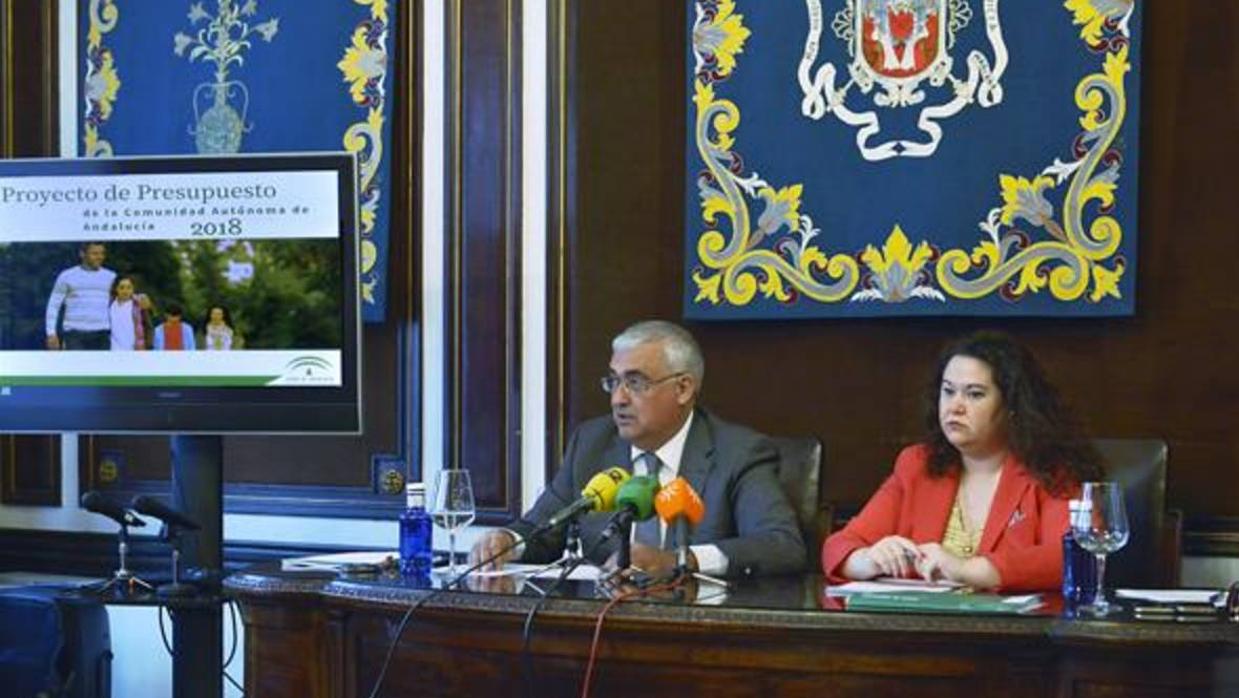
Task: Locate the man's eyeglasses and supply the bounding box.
[600,372,685,396]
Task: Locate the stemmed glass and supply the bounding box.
[1071,481,1130,616]
[429,469,476,578]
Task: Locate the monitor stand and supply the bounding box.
[170,434,223,698]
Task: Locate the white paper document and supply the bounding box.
[281,550,397,572]
[826,577,964,595]
[1115,588,1224,605]
[466,562,603,582]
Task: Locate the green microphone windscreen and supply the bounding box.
[615,475,660,521]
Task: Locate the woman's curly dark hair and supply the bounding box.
[924,331,1104,493]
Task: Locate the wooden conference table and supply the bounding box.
[225,563,1239,697]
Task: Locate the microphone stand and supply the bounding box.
[525,518,592,581]
[563,518,583,562]
[616,516,634,571]
[672,518,691,580]
[157,524,197,598]
[93,521,153,597]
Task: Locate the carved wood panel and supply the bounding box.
[0,0,61,507]
[444,0,523,522]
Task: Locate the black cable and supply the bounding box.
[223,599,245,696]
[518,511,633,698]
[366,530,537,698]
[224,670,245,695]
[367,509,629,698]
[521,556,585,698]
[223,599,240,669]
[155,594,243,695]
[366,593,433,698]
[157,606,178,659]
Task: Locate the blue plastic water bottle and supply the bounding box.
[1063,499,1096,606]
[400,483,434,576]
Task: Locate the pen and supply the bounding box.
[692,571,731,589]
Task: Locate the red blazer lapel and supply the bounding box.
[978,454,1033,553]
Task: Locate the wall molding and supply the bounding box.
[1184,518,1239,558]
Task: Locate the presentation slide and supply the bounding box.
[0,167,345,388]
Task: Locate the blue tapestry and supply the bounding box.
[78,0,396,322]
[684,0,1141,319]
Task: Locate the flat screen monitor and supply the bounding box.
[0,153,361,433]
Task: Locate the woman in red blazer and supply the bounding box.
[822,332,1104,593]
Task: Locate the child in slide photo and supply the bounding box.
[108,275,152,351]
[153,304,196,351]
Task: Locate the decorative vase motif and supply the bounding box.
[174,0,279,154]
[191,81,250,153]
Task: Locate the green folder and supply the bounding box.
[845,591,1043,615]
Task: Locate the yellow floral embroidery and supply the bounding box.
[937,41,1130,303]
[338,0,393,309]
[83,0,120,157]
[690,10,858,308]
[1063,0,1108,44]
[694,0,751,78]
[338,27,387,104]
[855,226,941,303]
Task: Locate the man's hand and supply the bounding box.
[46,334,60,350]
[468,530,518,571]
[464,573,519,594]
[610,543,693,580]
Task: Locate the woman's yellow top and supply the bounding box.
[942,494,983,558]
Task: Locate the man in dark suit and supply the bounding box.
[470,320,805,578]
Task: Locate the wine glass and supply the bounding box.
[429,469,476,578]
[1071,481,1130,616]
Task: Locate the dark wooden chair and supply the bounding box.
[770,436,830,572]
[1093,438,1182,588]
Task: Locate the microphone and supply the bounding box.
[605,475,661,570]
[545,467,631,529]
[131,495,201,531]
[81,491,145,528]
[601,475,661,540]
[654,477,705,574]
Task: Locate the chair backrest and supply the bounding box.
[770,436,824,572]
[1091,438,1177,587]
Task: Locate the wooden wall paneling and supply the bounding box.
[69,0,423,520]
[0,0,61,507]
[445,0,522,522]
[0,436,60,506]
[1,0,9,150]
[0,0,57,157]
[564,0,1239,539]
[545,0,572,481]
[564,0,686,432]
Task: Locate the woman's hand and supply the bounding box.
[914,542,963,582]
[850,535,922,579]
[915,542,1001,588]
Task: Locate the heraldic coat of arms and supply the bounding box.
[800,0,1005,161]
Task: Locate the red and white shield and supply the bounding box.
[856,0,947,80]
